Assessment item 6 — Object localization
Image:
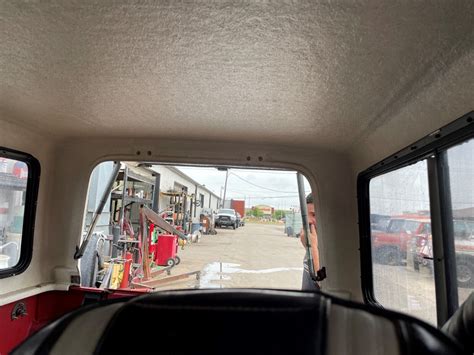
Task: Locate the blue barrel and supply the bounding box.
[191,222,202,233]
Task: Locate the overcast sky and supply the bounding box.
[175,166,311,210]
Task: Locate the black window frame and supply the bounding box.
[0,147,40,279]
[357,111,474,325]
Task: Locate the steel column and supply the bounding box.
[152,173,161,213]
[427,153,459,325]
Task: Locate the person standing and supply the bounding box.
[300,193,321,290]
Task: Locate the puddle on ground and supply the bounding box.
[199,262,303,288]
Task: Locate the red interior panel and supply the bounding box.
[0,286,145,354]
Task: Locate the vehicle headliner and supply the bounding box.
[1,1,473,161]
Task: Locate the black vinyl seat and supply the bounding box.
[442,292,474,353]
[13,289,466,355]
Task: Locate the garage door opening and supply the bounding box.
[79,162,316,291]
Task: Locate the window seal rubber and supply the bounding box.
[0,147,41,279]
[357,111,474,314]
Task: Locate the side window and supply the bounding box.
[361,112,474,326]
[369,160,437,324]
[405,220,422,233]
[445,138,474,303]
[0,148,39,277]
[423,223,432,235]
[387,219,405,233]
[453,221,468,239]
[467,221,474,235]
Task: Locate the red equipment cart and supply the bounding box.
[154,234,180,267]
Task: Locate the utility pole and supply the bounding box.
[222,169,229,208]
[219,186,224,207]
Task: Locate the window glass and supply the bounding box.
[370,160,436,324]
[405,220,422,233]
[387,219,405,233]
[446,138,474,305]
[0,158,28,270]
[421,223,431,235]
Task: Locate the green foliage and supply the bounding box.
[273,210,286,220]
[251,207,264,218]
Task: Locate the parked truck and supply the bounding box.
[371,215,431,266]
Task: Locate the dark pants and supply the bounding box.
[302,259,320,291]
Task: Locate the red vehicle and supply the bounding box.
[414,220,474,287]
[372,214,431,265]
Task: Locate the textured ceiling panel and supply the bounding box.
[1,1,473,151]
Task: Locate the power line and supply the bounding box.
[229,172,296,193]
[232,169,297,175]
[246,195,299,199]
[226,192,300,199]
[177,166,297,174]
[226,188,295,195]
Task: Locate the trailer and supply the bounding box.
[231,199,245,218]
[284,210,302,237]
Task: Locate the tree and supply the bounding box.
[251,207,264,218]
[273,210,286,220]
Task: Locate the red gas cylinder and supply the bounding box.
[119,252,133,289]
[154,234,179,267]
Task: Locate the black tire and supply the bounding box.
[413,258,420,271]
[456,257,474,288]
[174,256,181,265]
[232,223,236,230]
[166,258,176,267]
[381,248,400,266]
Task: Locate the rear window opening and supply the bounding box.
[79,162,314,291]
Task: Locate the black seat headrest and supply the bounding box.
[13,289,467,355]
[442,292,474,353]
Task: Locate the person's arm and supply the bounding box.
[300,224,320,274]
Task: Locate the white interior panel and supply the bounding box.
[0,1,472,301]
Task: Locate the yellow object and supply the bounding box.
[109,263,124,289]
[178,238,186,250]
